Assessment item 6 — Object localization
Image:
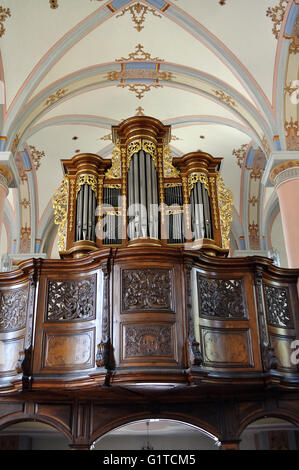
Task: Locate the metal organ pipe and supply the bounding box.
[127,150,159,240]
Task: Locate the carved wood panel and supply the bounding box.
[0,287,29,331]
[121,268,174,313]
[122,323,174,360]
[46,277,96,322]
[0,338,24,373]
[201,328,253,367]
[270,334,298,370]
[263,285,293,328]
[43,330,94,369]
[196,274,247,319]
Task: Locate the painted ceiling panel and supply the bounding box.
[0,0,102,108]
[173,0,279,102]
[32,8,254,103]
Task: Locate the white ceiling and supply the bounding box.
[0,0,292,260]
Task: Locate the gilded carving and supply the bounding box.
[216,173,233,249]
[76,174,97,196]
[122,269,173,312]
[163,144,180,178]
[124,325,173,357]
[46,277,96,321]
[197,275,246,319]
[52,176,68,251]
[105,139,121,179]
[188,172,209,196]
[0,288,28,331]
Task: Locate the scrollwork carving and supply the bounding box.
[263,285,293,328]
[46,277,96,321]
[197,275,246,319]
[0,288,29,331]
[122,269,173,312]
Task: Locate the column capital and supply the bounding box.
[270,160,299,188]
[0,151,20,188]
[261,151,299,187]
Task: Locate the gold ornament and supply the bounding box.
[216,173,233,250]
[105,140,121,179]
[52,176,68,251]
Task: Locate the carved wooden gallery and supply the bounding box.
[0,117,298,450]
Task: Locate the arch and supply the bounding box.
[3,0,275,138]
[7,62,271,153]
[91,411,221,444]
[237,410,299,440]
[0,415,73,445]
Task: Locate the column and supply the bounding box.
[270,160,299,268]
[0,167,9,239]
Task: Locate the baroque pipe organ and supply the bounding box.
[54,116,231,258]
[0,116,299,448]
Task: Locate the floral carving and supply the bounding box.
[46,277,96,321]
[125,325,172,357]
[266,1,288,39]
[197,275,246,319]
[0,288,28,331]
[263,285,293,328]
[122,269,173,312]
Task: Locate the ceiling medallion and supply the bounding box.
[116,2,162,32]
[0,6,11,38]
[266,0,288,39]
[49,0,58,8]
[116,44,164,62]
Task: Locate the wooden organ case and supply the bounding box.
[0,116,299,449]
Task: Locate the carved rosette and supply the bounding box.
[122,268,173,312]
[0,287,29,331]
[46,277,96,321]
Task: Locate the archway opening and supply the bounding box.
[0,420,70,450]
[93,419,219,450]
[239,417,299,450]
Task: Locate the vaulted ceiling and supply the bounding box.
[0,0,298,265]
